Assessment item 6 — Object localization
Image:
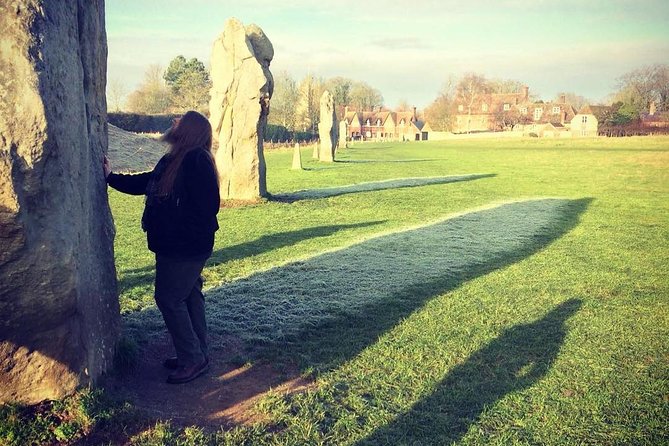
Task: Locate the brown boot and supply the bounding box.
[166,359,209,384]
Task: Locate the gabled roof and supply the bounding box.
[343,111,361,126]
[578,105,612,120]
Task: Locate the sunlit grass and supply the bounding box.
[2,136,667,445]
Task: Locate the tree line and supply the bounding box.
[109,57,668,135]
[110,55,385,137]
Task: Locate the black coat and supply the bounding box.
[107,148,220,258]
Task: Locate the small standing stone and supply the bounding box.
[339,120,348,149]
[292,143,302,170]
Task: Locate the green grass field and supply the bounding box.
[2,137,668,445]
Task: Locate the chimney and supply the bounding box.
[522,86,529,100]
[413,106,417,121]
[650,101,656,116]
[560,94,566,104]
[345,105,349,115]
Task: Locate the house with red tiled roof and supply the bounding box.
[343,107,431,141]
[453,87,577,134]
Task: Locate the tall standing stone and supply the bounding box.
[318,90,338,162]
[0,1,119,404]
[209,18,273,200]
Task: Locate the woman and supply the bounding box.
[104,111,220,384]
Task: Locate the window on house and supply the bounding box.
[504,103,510,111]
[366,119,371,126]
[458,104,464,112]
[552,106,560,114]
[482,103,488,112]
[400,119,405,125]
[581,116,588,123]
[534,108,543,120]
[376,119,381,126]
[520,107,527,114]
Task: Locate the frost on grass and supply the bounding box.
[272,174,494,202]
[206,198,587,343]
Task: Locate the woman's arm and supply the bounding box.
[104,156,153,195]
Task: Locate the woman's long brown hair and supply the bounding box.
[157,110,216,196]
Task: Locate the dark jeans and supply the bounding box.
[154,254,208,367]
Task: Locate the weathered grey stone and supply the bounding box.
[0,0,119,404]
[318,90,338,162]
[291,143,302,170]
[209,18,274,200]
[339,120,348,149]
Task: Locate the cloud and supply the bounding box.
[370,38,432,50]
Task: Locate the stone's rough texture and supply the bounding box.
[209,18,274,200]
[339,120,348,149]
[0,1,119,404]
[291,143,302,170]
[318,90,338,162]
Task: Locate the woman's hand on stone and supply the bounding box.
[103,155,112,179]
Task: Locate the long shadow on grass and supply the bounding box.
[117,221,384,296]
[206,198,590,372]
[271,174,494,203]
[357,299,582,445]
[335,158,443,164]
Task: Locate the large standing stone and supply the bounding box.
[318,90,338,162]
[209,18,274,200]
[0,1,119,404]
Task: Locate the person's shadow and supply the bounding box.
[357,299,582,445]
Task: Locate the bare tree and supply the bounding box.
[424,79,455,131]
[615,63,669,115]
[349,81,383,111]
[395,98,411,112]
[295,73,324,133]
[107,78,127,112]
[488,78,524,94]
[269,70,299,131]
[555,92,589,111]
[456,73,490,133]
[324,77,353,118]
[126,64,171,114]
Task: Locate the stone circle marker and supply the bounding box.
[292,143,303,170]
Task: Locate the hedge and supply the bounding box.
[108,113,179,133]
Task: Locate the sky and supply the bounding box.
[105,0,669,109]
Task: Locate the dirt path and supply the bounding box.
[104,333,311,429]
